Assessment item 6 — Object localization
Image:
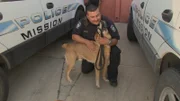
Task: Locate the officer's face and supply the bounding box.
[86,8,101,25]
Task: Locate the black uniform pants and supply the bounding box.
[81,45,121,81]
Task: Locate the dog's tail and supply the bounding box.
[62,43,68,49]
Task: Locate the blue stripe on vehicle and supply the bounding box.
[68,3,78,12]
[0,20,19,36]
[166,37,180,53]
[154,20,173,40]
[154,20,180,54]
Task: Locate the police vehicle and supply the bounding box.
[127,0,180,101]
[0,0,85,101]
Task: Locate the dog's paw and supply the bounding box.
[96,84,100,89]
[96,81,100,89]
[67,77,73,83]
[69,79,73,83]
[103,78,109,82]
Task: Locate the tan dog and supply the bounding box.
[62,23,111,88]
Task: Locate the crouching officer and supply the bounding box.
[71,4,121,87]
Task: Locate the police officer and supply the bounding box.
[72,4,121,87]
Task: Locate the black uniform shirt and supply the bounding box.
[72,15,120,41]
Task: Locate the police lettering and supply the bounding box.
[21,17,62,40]
[18,7,63,40]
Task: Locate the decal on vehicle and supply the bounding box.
[55,7,61,16]
[62,6,68,14]
[149,16,157,29]
[154,20,180,54]
[0,20,19,35]
[21,17,62,40]
[31,13,43,24]
[145,13,150,24]
[0,3,79,40]
[68,3,78,12]
[15,16,30,28]
[0,0,23,2]
[154,20,172,40]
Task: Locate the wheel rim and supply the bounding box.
[159,87,179,101]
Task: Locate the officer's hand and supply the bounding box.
[85,40,96,51]
[98,37,109,45]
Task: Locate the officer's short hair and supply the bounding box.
[85,0,99,7]
[86,4,98,14]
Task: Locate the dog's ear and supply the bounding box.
[94,33,100,41]
[102,29,111,39]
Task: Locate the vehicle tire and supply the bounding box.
[0,67,9,101]
[127,10,137,41]
[154,67,180,101]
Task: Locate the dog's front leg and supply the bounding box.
[95,68,100,88]
[102,57,110,82]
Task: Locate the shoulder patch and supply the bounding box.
[110,25,116,32]
[76,21,81,29]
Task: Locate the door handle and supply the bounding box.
[46,2,54,9]
[140,2,144,9]
[0,12,3,21]
[162,9,173,23]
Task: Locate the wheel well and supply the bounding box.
[160,53,180,74]
[0,55,9,73]
[73,5,85,20]
[128,7,133,21]
[76,5,85,14]
[78,5,85,11]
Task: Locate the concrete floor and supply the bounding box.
[7,23,158,101]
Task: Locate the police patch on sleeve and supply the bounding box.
[110,25,116,32]
[76,21,81,29]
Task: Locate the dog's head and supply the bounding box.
[94,22,111,41]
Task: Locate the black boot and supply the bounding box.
[109,80,118,87]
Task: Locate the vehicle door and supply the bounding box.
[40,0,80,44]
[0,0,45,48]
[143,0,179,54]
[56,0,74,22]
[39,0,59,32]
[40,0,62,44]
[142,0,180,66]
[133,0,149,42]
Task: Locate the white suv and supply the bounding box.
[127,0,180,101]
[0,0,85,101]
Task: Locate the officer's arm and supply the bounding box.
[109,38,118,46]
[71,21,91,45]
[73,34,96,51]
[72,34,90,45]
[107,22,120,46]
